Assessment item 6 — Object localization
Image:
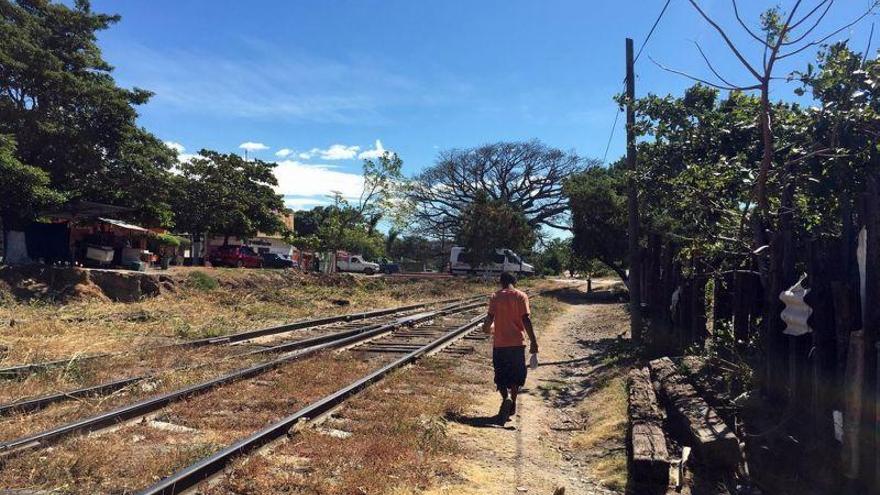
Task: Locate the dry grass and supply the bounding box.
[0,352,384,493]
[0,270,505,365]
[204,354,481,495]
[0,275,557,493]
[572,373,628,491]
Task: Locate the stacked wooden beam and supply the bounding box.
[648,357,741,468]
[627,367,670,484]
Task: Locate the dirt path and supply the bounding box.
[426,283,629,495]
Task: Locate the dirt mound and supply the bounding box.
[0,266,176,303]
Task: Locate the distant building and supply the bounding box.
[206,211,296,257]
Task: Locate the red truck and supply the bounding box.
[209,245,263,268]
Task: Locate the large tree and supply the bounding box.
[0,0,175,226]
[564,163,629,282]
[409,140,590,237]
[0,134,64,230]
[172,150,286,242]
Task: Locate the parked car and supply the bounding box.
[449,247,535,276]
[261,253,299,269]
[209,245,263,268]
[337,254,380,275]
[379,258,400,274]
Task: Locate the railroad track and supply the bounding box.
[0,288,552,493]
[0,298,486,458]
[137,311,487,495]
[0,295,485,416]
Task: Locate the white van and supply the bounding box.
[449,247,534,276]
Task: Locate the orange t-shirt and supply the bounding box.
[488,288,531,348]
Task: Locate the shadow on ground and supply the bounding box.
[539,285,629,307]
[445,411,516,430]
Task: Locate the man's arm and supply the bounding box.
[523,314,538,354]
[482,313,494,334]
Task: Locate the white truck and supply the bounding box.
[449,247,535,276]
[336,254,380,275]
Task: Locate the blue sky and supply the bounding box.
[91,0,877,211]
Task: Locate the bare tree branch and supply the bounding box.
[779,2,879,59]
[784,0,835,46]
[732,0,772,46]
[649,55,761,91]
[688,0,763,80]
[788,0,833,31]
[692,40,748,88]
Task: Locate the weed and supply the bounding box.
[187,271,219,291]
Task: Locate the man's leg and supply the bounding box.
[497,383,513,424]
[509,385,519,415]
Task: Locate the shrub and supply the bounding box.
[187,271,219,291]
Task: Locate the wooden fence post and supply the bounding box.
[862,175,880,488]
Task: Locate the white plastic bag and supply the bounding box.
[529,353,539,370]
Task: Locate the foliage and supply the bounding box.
[564,163,629,281]
[454,191,535,268]
[0,134,64,228]
[171,150,286,241]
[0,0,175,226]
[292,153,404,259]
[532,238,572,276]
[409,140,589,239]
[154,233,187,247]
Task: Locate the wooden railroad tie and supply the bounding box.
[648,357,741,468]
[627,366,671,485]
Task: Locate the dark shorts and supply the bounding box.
[493,345,527,391]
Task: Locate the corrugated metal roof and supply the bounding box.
[97,218,150,233]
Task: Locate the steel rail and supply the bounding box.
[0,295,483,379]
[0,300,484,456]
[135,314,485,495]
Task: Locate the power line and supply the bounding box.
[634,0,672,64]
[602,105,623,164]
[600,0,671,164]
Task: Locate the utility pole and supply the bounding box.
[626,37,643,345]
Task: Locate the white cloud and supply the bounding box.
[163,141,197,164]
[275,148,293,158]
[239,142,269,152]
[283,196,332,210]
[297,144,361,161]
[164,141,186,154]
[358,139,392,160]
[273,160,364,205]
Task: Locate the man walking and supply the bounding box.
[483,271,538,424]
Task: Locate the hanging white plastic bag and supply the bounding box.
[780,275,812,336]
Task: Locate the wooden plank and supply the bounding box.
[628,367,666,422]
[649,357,740,468]
[628,367,670,484]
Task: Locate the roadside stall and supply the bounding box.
[71,218,156,270]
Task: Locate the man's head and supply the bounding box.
[500,271,517,288]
